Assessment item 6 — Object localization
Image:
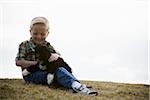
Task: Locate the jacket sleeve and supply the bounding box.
[15,42,26,61]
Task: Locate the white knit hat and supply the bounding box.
[30,17,49,29]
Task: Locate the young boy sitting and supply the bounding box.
[15,16,98,96]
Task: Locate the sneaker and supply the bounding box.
[73,84,98,96]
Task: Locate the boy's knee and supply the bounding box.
[57,67,66,71]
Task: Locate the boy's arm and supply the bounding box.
[15,41,38,68]
[46,43,61,62]
[48,53,60,62]
[16,60,38,68]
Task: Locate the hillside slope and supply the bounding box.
[0,79,149,100]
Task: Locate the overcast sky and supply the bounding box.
[0,0,149,84]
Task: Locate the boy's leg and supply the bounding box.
[54,67,78,89]
[54,67,98,96]
[23,70,49,85]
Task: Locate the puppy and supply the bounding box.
[36,45,72,73]
[22,45,72,76]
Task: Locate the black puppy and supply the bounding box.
[35,45,72,73]
[22,45,72,76]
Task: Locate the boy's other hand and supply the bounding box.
[48,53,60,62]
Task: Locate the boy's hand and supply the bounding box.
[48,53,60,62]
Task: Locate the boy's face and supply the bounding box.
[30,23,49,45]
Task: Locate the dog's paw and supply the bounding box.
[22,69,30,76]
[47,73,54,85]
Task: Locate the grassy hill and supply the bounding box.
[0,79,149,100]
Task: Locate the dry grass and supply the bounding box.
[0,79,149,100]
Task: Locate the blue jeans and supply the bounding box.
[23,67,78,89]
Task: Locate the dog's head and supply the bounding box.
[35,45,51,62]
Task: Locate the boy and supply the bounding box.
[15,17,98,96]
